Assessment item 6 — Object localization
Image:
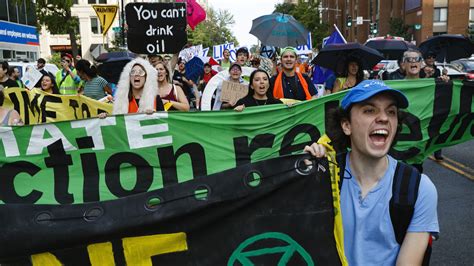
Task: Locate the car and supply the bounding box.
[450,58,474,73]
[7,61,59,78]
[376,60,399,79]
[435,63,467,80]
[370,60,397,79]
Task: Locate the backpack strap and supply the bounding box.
[336,152,347,190]
[389,161,421,245]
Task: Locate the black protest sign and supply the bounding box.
[0,154,341,265]
[126,3,187,54]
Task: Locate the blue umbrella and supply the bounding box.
[185,56,204,84]
[250,13,309,48]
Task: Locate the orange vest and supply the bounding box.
[128,97,162,113]
[273,71,312,100]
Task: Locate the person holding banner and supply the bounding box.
[156,62,189,111]
[233,69,282,112]
[75,60,111,100]
[270,47,317,101]
[39,74,59,94]
[0,88,22,126]
[332,57,364,93]
[304,80,438,266]
[112,58,164,115]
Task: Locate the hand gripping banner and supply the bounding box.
[0,154,342,265]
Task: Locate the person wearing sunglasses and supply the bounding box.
[420,51,441,79]
[112,58,164,115]
[55,53,81,95]
[402,49,424,80]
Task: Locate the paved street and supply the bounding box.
[425,140,474,265]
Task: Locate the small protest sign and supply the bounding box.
[220,80,248,104]
[125,3,187,54]
[21,67,42,90]
[212,42,235,60]
[295,32,312,55]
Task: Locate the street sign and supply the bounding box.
[356,16,363,25]
[112,27,121,32]
[92,5,119,36]
[414,24,422,30]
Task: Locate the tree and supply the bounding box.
[274,0,329,49]
[388,18,411,41]
[187,7,238,56]
[13,0,80,59]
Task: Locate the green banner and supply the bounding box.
[0,79,472,205]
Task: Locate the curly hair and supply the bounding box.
[342,56,364,84]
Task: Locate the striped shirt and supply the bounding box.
[83,76,108,100]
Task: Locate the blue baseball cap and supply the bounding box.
[341,80,409,110]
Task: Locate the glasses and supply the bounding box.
[130,69,146,77]
[403,56,422,63]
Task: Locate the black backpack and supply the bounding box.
[336,153,436,265]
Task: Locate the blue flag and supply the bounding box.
[312,26,346,86]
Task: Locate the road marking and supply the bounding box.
[429,156,474,181]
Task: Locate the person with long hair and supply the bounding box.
[39,74,59,94]
[0,89,22,126]
[75,59,111,100]
[234,69,282,111]
[332,57,364,93]
[156,62,190,111]
[112,58,164,115]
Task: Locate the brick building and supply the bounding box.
[319,0,474,45]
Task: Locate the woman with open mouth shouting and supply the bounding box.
[156,62,190,111]
[112,58,164,115]
[234,69,282,112]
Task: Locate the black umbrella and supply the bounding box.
[365,39,416,60]
[419,34,474,62]
[96,51,137,63]
[250,13,309,48]
[311,42,384,71]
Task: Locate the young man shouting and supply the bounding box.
[304,80,439,265]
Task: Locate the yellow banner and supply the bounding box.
[2,87,112,124]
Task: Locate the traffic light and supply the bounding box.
[469,24,474,41]
[370,22,378,35]
[346,16,352,28]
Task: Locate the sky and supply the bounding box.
[207,0,283,47]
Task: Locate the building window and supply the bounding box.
[91,17,101,34]
[88,0,107,4]
[433,8,447,22]
[470,8,474,22]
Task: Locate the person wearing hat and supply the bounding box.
[270,46,317,101]
[35,58,55,88]
[55,53,81,95]
[420,51,441,79]
[304,80,439,265]
[213,63,248,110]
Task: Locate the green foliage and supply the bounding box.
[187,7,238,57]
[388,18,411,40]
[48,53,62,68]
[13,0,80,57]
[274,0,329,48]
[109,32,126,52]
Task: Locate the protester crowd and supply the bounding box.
[0,44,451,137]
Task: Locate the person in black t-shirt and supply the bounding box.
[234,69,282,112]
[0,61,19,89]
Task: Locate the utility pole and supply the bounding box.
[120,0,125,48]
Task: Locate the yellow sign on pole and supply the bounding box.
[92,5,119,36]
